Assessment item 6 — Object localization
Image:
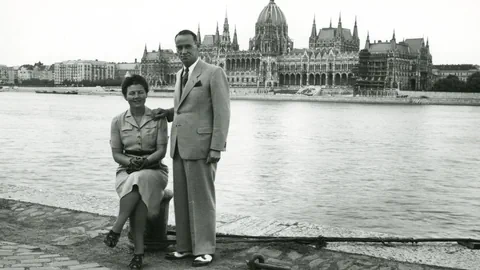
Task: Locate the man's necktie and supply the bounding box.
[180,67,189,97]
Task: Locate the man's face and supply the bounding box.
[175,34,199,67]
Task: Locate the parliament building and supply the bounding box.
[140,0,432,92]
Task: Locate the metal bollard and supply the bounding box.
[128,189,173,251]
[247,254,291,270]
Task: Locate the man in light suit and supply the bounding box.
[157,29,230,267]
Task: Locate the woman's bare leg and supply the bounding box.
[132,200,147,255]
[112,186,140,233]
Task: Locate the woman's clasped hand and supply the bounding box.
[126,156,150,174]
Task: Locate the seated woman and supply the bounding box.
[104,74,169,270]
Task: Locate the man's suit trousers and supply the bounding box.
[173,149,217,255]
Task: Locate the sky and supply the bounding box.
[1,0,479,66]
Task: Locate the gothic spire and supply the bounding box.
[310,15,317,39]
[337,12,342,29]
[364,31,370,50]
[197,23,202,46]
[336,12,343,39]
[223,7,230,43]
[233,25,239,51]
[309,15,317,48]
[329,18,332,28]
[224,7,228,24]
[390,29,396,50]
[215,21,220,45]
[353,15,358,39]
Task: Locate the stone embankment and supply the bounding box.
[1,181,478,270]
[0,199,463,270]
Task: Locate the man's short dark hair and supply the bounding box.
[175,30,197,43]
[121,74,149,98]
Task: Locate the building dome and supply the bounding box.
[257,0,287,26]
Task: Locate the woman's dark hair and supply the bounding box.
[121,74,149,98]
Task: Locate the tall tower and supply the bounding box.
[215,22,220,46]
[222,10,231,44]
[336,13,343,40]
[232,25,239,51]
[142,44,147,60]
[309,15,317,49]
[364,31,370,50]
[390,29,396,50]
[197,24,202,46]
[353,16,359,46]
[220,9,232,52]
[335,13,343,50]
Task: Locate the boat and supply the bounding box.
[35,90,78,95]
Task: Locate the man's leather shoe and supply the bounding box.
[165,251,193,260]
[192,254,214,267]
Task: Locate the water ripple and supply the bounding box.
[0,92,479,238]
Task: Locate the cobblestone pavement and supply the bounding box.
[0,241,108,270]
[0,199,462,270]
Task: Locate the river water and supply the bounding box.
[1,92,479,238]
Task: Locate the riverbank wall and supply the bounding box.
[398,90,480,99]
[4,87,480,106]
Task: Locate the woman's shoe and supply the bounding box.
[103,230,121,248]
[128,254,144,270]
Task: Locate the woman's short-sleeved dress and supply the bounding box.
[110,107,169,217]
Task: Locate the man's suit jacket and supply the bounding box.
[169,59,230,160]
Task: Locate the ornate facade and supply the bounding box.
[140,0,432,92]
[204,0,360,89]
[356,32,433,91]
[139,44,181,87]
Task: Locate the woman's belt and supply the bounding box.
[124,150,155,156]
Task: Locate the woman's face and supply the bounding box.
[125,84,147,108]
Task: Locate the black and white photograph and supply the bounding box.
[0,0,479,269]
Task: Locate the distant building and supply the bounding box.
[0,65,8,84]
[31,62,54,81]
[356,31,433,91]
[8,67,18,84]
[199,12,240,53]
[140,45,181,87]
[432,64,479,82]
[116,59,141,80]
[1,63,51,84]
[139,0,361,90]
[294,15,359,87]
[18,66,34,81]
[53,60,116,85]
